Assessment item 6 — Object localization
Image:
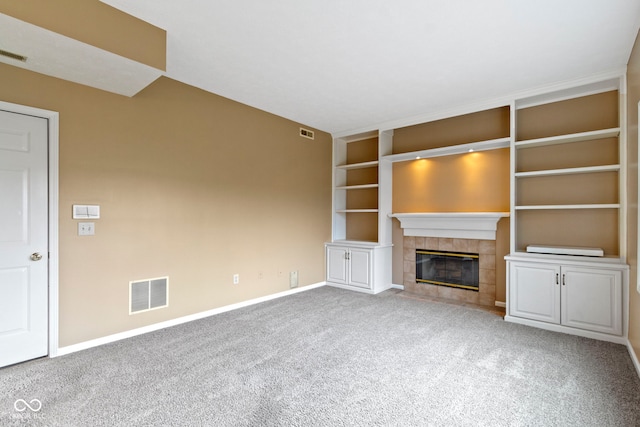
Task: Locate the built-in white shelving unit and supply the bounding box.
[505,75,629,343]
[327,131,392,294]
[511,83,625,258]
[328,73,629,340]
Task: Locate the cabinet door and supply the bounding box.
[509,262,560,324]
[326,246,348,285]
[348,248,372,289]
[561,267,622,335]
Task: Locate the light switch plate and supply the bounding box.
[73,204,100,219]
[78,222,95,236]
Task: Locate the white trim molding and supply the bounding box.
[57,282,326,356]
[391,212,509,240]
[505,314,627,345]
[628,341,640,380]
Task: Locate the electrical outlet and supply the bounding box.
[78,222,95,236]
[290,271,298,288]
[233,274,239,285]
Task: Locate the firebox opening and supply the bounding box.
[416,249,479,291]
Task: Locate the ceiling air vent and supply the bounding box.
[299,128,315,140]
[130,276,168,314]
[0,49,27,62]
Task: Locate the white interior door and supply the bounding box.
[0,110,49,367]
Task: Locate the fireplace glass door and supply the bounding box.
[416,250,479,291]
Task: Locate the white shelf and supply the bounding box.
[515,204,620,210]
[336,160,379,170]
[382,136,510,163]
[508,251,626,265]
[335,209,379,213]
[335,184,379,190]
[329,240,392,248]
[526,244,604,257]
[515,128,620,149]
[515,164,620,178]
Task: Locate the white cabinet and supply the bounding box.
[561,266,622,335]
[509,262,560,324]
[325,242,392,294]
[326,245,371,289]
[326,245,349,285]
[506,256,626,341]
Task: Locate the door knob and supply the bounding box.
[30,252,43,261]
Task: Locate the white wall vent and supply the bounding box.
[129,276,168,314]
[299,128,315,140]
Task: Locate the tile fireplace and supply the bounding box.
[404,236,496,306]
[392,212,508,307]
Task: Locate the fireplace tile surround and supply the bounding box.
[403,236,496,306]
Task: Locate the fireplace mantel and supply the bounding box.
[391,212,509,240]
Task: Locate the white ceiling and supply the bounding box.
[99,0,640,135]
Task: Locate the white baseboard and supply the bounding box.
[504,315,627,345]
[391,284,405,290]
[628,341,640,380]
[495,301,506,308]
[57,281,327,357]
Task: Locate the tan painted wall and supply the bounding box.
[0,0,166,70]
[517,91,618,140]
[0,63,331,347]
[627,30,640,366]
[393,107,510,153]
[393,149,510,213]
